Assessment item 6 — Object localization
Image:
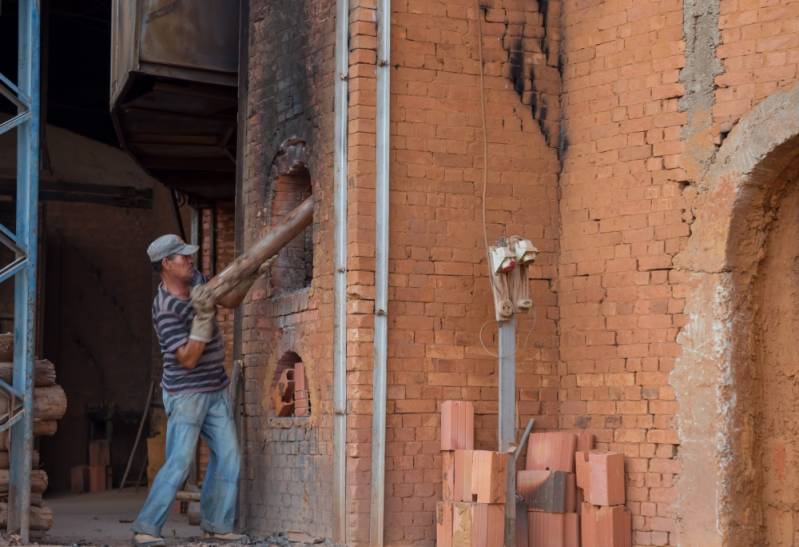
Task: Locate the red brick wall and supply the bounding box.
[716,0,799,125]
[559,2,687,546]
[241,0,337,538]
[344,0,562,543]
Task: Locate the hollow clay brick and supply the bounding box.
[453,502,503,547]
[575,451,591,494]
[581,503,632,547]
[565,472,577,513]
[436,501,453,547]
[441,400,475,450]
[525,470,573,513]
[517,469,551,496]
[576,430,595,453]
[526,432,577,472]
[587,451,625,506]
[528,511,580,547]
[442,451,455,501]
[471,450,508,503]
[453,449,474,502]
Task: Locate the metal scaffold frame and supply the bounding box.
[0,0,40,542]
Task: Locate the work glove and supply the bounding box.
[190,309,215,343]
[191,284,216,315]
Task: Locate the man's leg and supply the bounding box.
[199,389,240,535]
[132,392,209,537]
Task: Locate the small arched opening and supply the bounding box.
[269,351,310,418]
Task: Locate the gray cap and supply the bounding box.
[147,234,199,263]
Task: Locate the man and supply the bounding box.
[132,234,268,546]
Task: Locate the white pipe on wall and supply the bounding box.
[370,0,391,544]
[332,0,350,541]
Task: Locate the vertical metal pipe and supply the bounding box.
[9,0,40,542]
[370,0,390,544]
[498,317,516,452]
[332,0,350,542]
[233,0,249,530]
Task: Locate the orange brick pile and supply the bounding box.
[436,400,632,546]
[437,400,506,546]
[519,431,631,547]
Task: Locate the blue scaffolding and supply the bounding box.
[0,0,40,542]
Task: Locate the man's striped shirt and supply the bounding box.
[152,270,228,394]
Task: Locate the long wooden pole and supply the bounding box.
[203,196,314,301]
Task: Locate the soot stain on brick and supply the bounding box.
[498,0,564,161]
[509,38,525,96]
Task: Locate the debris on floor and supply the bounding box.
[436,400,633,546]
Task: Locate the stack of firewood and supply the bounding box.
[0,333,68,532]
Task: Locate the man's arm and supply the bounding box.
[174,339,207,369]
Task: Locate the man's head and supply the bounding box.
[147,234,198,284]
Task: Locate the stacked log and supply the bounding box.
[0,333,68,532]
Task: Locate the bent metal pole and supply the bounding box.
[203,196,314,301]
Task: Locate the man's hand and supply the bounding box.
[191,284,216,315]
[189,309,215,343]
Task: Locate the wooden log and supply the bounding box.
[0,469,48,494]
[0,360,57,387]
[0,423,57,449]
[0,493,42,507]
[203,196,314,302]
[0,450,39,469]
[0,502,53,530]
[0,385,67,421]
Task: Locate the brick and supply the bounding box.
[440,400,474,450]
[575,451,591,494]
[581,503,632,547]
[89,440,110,468]
[442,451,455,501]
[528,512,580,547]
[452,502,504,547]
[453,449,474,502]
[517,469,551,496]
[526,432,577,472]
[436,501,453,547]
[577,430,595,453]
[471,450,509,503]
[88,465,107,493]
[587,451,626,506]
[70,465,89,494]
[524,470,574,513]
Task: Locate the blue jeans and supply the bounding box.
[132,388,240,536]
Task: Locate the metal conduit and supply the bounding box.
[332,0,350,541]
[370,0,391,544]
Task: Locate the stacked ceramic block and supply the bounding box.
[517,431,581,547]
[576,449,632,547]
[437,400,507,547]
[518,431,632,547]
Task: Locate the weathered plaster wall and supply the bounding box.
[753,172,799,546]
[675,84,799,547]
